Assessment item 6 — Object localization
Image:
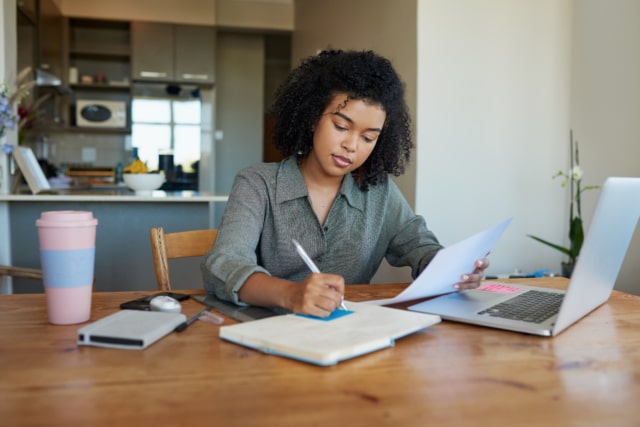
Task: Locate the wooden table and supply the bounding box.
[1,278,639,427]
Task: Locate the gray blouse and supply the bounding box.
[201,157,443,305]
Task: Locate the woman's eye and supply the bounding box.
[362,135,376,143]
[334,123,348,131]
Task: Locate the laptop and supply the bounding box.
[409,177,640,336]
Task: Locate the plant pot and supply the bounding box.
[561,262,575,278]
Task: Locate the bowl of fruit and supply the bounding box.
[122,159,165,194]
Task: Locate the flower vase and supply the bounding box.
[561,262,575,278]
[0,147,11,195]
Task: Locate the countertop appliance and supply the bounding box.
[76,99,127,128]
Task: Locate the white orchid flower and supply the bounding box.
[570,165,583,181]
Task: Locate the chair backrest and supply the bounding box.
[0,266,43,281]
[149,227,218,291]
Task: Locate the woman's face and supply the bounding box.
[305,93,386,180]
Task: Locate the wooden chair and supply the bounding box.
[0,265,43,293]
[0,265,43,281]
[149,227,218,291]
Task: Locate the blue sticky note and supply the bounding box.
[295,309,354,322]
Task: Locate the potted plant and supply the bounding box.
[528,132,599,277]
[1,68,32,193]
[0,67,50,194]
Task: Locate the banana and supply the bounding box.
[123,159,148,174]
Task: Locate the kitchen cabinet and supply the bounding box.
[17,1,37,75]
[67,18,131,84]
[130,22,173,82]
[38,0,65,80]
[17,0,37,22]
[175,25,216,84]
[64,18,132,132]
[131,22,215,85]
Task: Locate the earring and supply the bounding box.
[297,150,303,155]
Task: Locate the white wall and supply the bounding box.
[570,0,640,294]
[416,0,573,277]
[1,0,17,112]
[416,0,639,294]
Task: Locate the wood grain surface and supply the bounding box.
[1,278,639,427]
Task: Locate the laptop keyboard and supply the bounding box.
[478,290,564,324]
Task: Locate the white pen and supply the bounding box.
[292,239,348,310]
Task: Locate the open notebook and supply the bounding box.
[219,302,440,366]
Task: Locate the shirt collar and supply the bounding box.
[275,157,366,212]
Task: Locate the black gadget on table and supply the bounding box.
[120,292,190,311]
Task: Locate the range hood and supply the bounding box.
[36,68,72,94]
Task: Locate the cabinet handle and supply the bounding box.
[140,71,168,78]
[181,73,209,80]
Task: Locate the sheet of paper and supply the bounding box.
[366,217,512,305]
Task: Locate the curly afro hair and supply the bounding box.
[269,49,413,190]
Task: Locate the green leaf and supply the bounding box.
[527,234,571,256]
[569,216,584,261]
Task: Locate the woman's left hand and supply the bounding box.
[453,257,490,290]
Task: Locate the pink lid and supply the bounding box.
[36,210,98,228]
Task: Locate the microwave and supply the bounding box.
[76,100,127,128]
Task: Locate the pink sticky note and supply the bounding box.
[477,283,521,294]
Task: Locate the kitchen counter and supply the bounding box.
[0,189,229,203]
[0,190,229,294]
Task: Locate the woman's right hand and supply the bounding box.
[287,273,345,317]
[238,272,345,318]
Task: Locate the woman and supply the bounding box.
[202,49,488,317]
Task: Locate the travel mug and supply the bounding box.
[36,211,98,325]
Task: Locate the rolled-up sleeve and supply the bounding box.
[201,169,271,304]
[382,181,443,278]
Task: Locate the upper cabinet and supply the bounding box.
[174,25,216,85]
[64,18,132,132]
[38,0,65,79]
[66,18,131,88]
[131,22,215,85]
[130,22,173,82]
